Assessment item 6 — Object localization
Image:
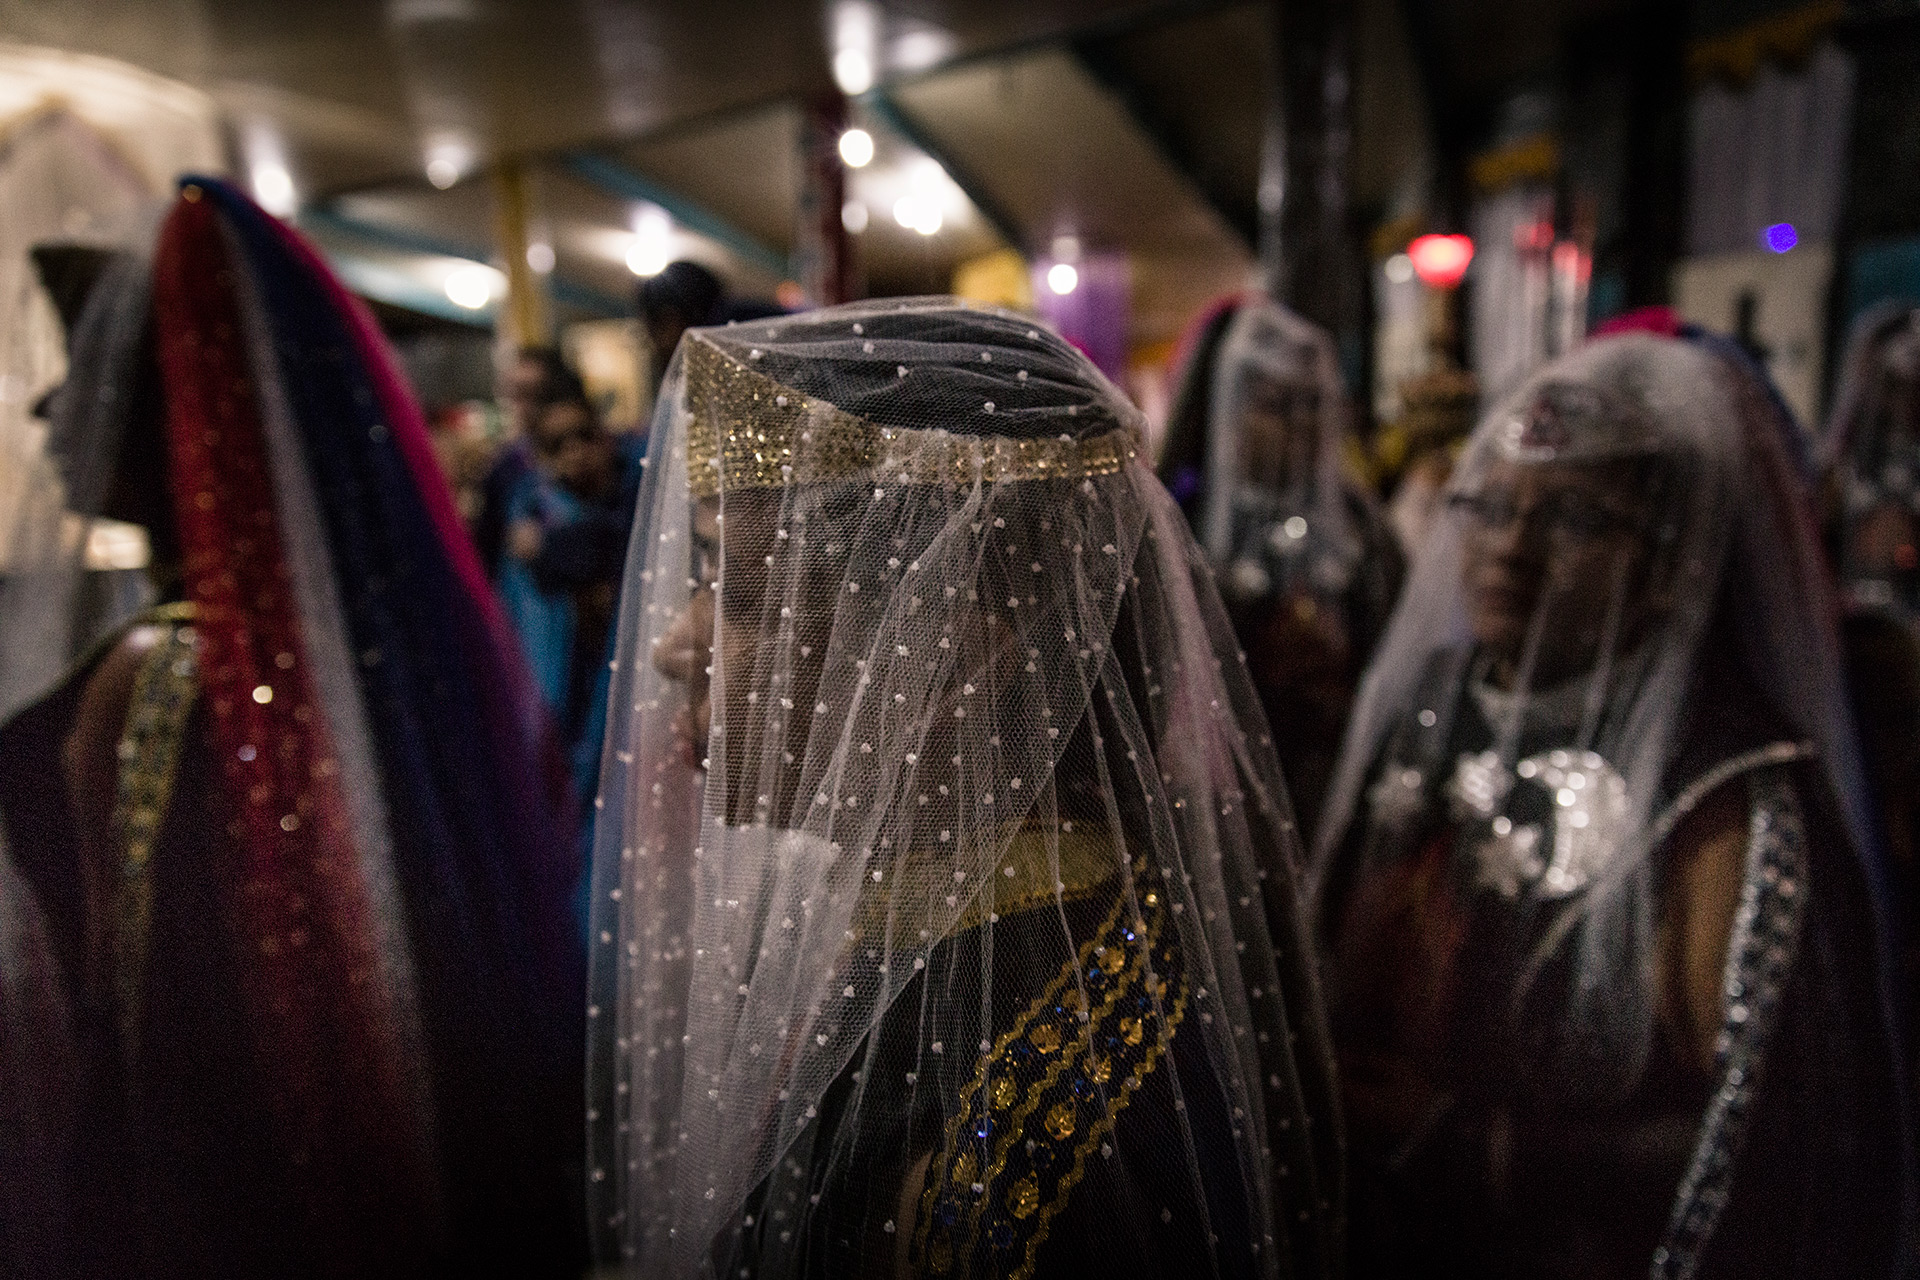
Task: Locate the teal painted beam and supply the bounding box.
[559,152,790,279]
[298,205,631,316]
[325,254,494,327]
[862,92,1025,251]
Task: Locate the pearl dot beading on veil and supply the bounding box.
[586,298,1344,1280]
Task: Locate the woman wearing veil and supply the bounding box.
[1312,333,1912,1277]
[1171,299,1402,835]
[587,299,1343,1278]
[0,179,583,1276]
[1821,301,1920,1039]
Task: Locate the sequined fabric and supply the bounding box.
[107,604,198,1073]
[145,177,587,1273]
[158,192,422,1196]
[683,332,1139,499]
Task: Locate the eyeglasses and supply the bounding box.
[1446,489,1643,543]
[534,421,601,458]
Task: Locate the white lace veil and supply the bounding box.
[587,299,1341,1278]
[0,110,163,722]
[1822,302,1920,477]
[1821,302,1920,615]
[1313,332,1871,1092]
[1199,299,1357,598]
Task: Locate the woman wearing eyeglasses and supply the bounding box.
[1311,334,1912,1278]
[498,393,645,797]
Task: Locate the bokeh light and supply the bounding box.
[1408,234,1475,289]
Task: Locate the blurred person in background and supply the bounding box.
[0,179,584,1278]
[637,259,784,387]
[1312,332,1910,1277]
[1822,301,1920,1041]
[472,345,584,579]
[1157,292,1249,523]
[1160,296,1403,836]
[499,390,645,797]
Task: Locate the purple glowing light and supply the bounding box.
[1764,222,1798,254]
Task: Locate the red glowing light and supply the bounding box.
[1551,241,1591,284]
[1408,234,1475,289]
[1515,220,1554,253]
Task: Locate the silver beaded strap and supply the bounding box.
[1650,764,1810,1279]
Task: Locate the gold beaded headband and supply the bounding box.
[681,332,1141,498]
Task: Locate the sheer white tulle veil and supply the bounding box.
[587,300,1342,1278]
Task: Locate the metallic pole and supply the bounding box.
[490,157,552,350]
[1261,0,1360,346]
[797,93,858,306]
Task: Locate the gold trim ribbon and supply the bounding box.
[862,823,1126,949]
[109,608,200,1075]
[682,333,1140,498]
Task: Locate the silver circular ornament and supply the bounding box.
[1445,748,1631,900]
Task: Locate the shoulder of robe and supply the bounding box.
[1658,773,1760,1075]
[65,625,171,832]
[62,605,199,835]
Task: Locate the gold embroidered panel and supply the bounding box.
[109,608,200,1074]
[854,823,1124,954]
[909,857,1191,1279]
[682,334,1140,499]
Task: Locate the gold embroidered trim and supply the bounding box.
[1020,977,1189,1280]
[682,333,1139,498]
[912,887,1129,1272]
[870,824,1123,949]
[109,613,200,1073]
[910,857,1191,1278]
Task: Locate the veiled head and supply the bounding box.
[1441,354,1702,689]
[647,303,1143,821]
[1210,298,1337,494]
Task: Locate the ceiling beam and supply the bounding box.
[311,1,1244,207]
[298,204,630,316]
[1068,37,1260,248]
[558,152,791,279]
[879,0,1245,96]
[325,255,492,328]
[861,91,1027,252]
